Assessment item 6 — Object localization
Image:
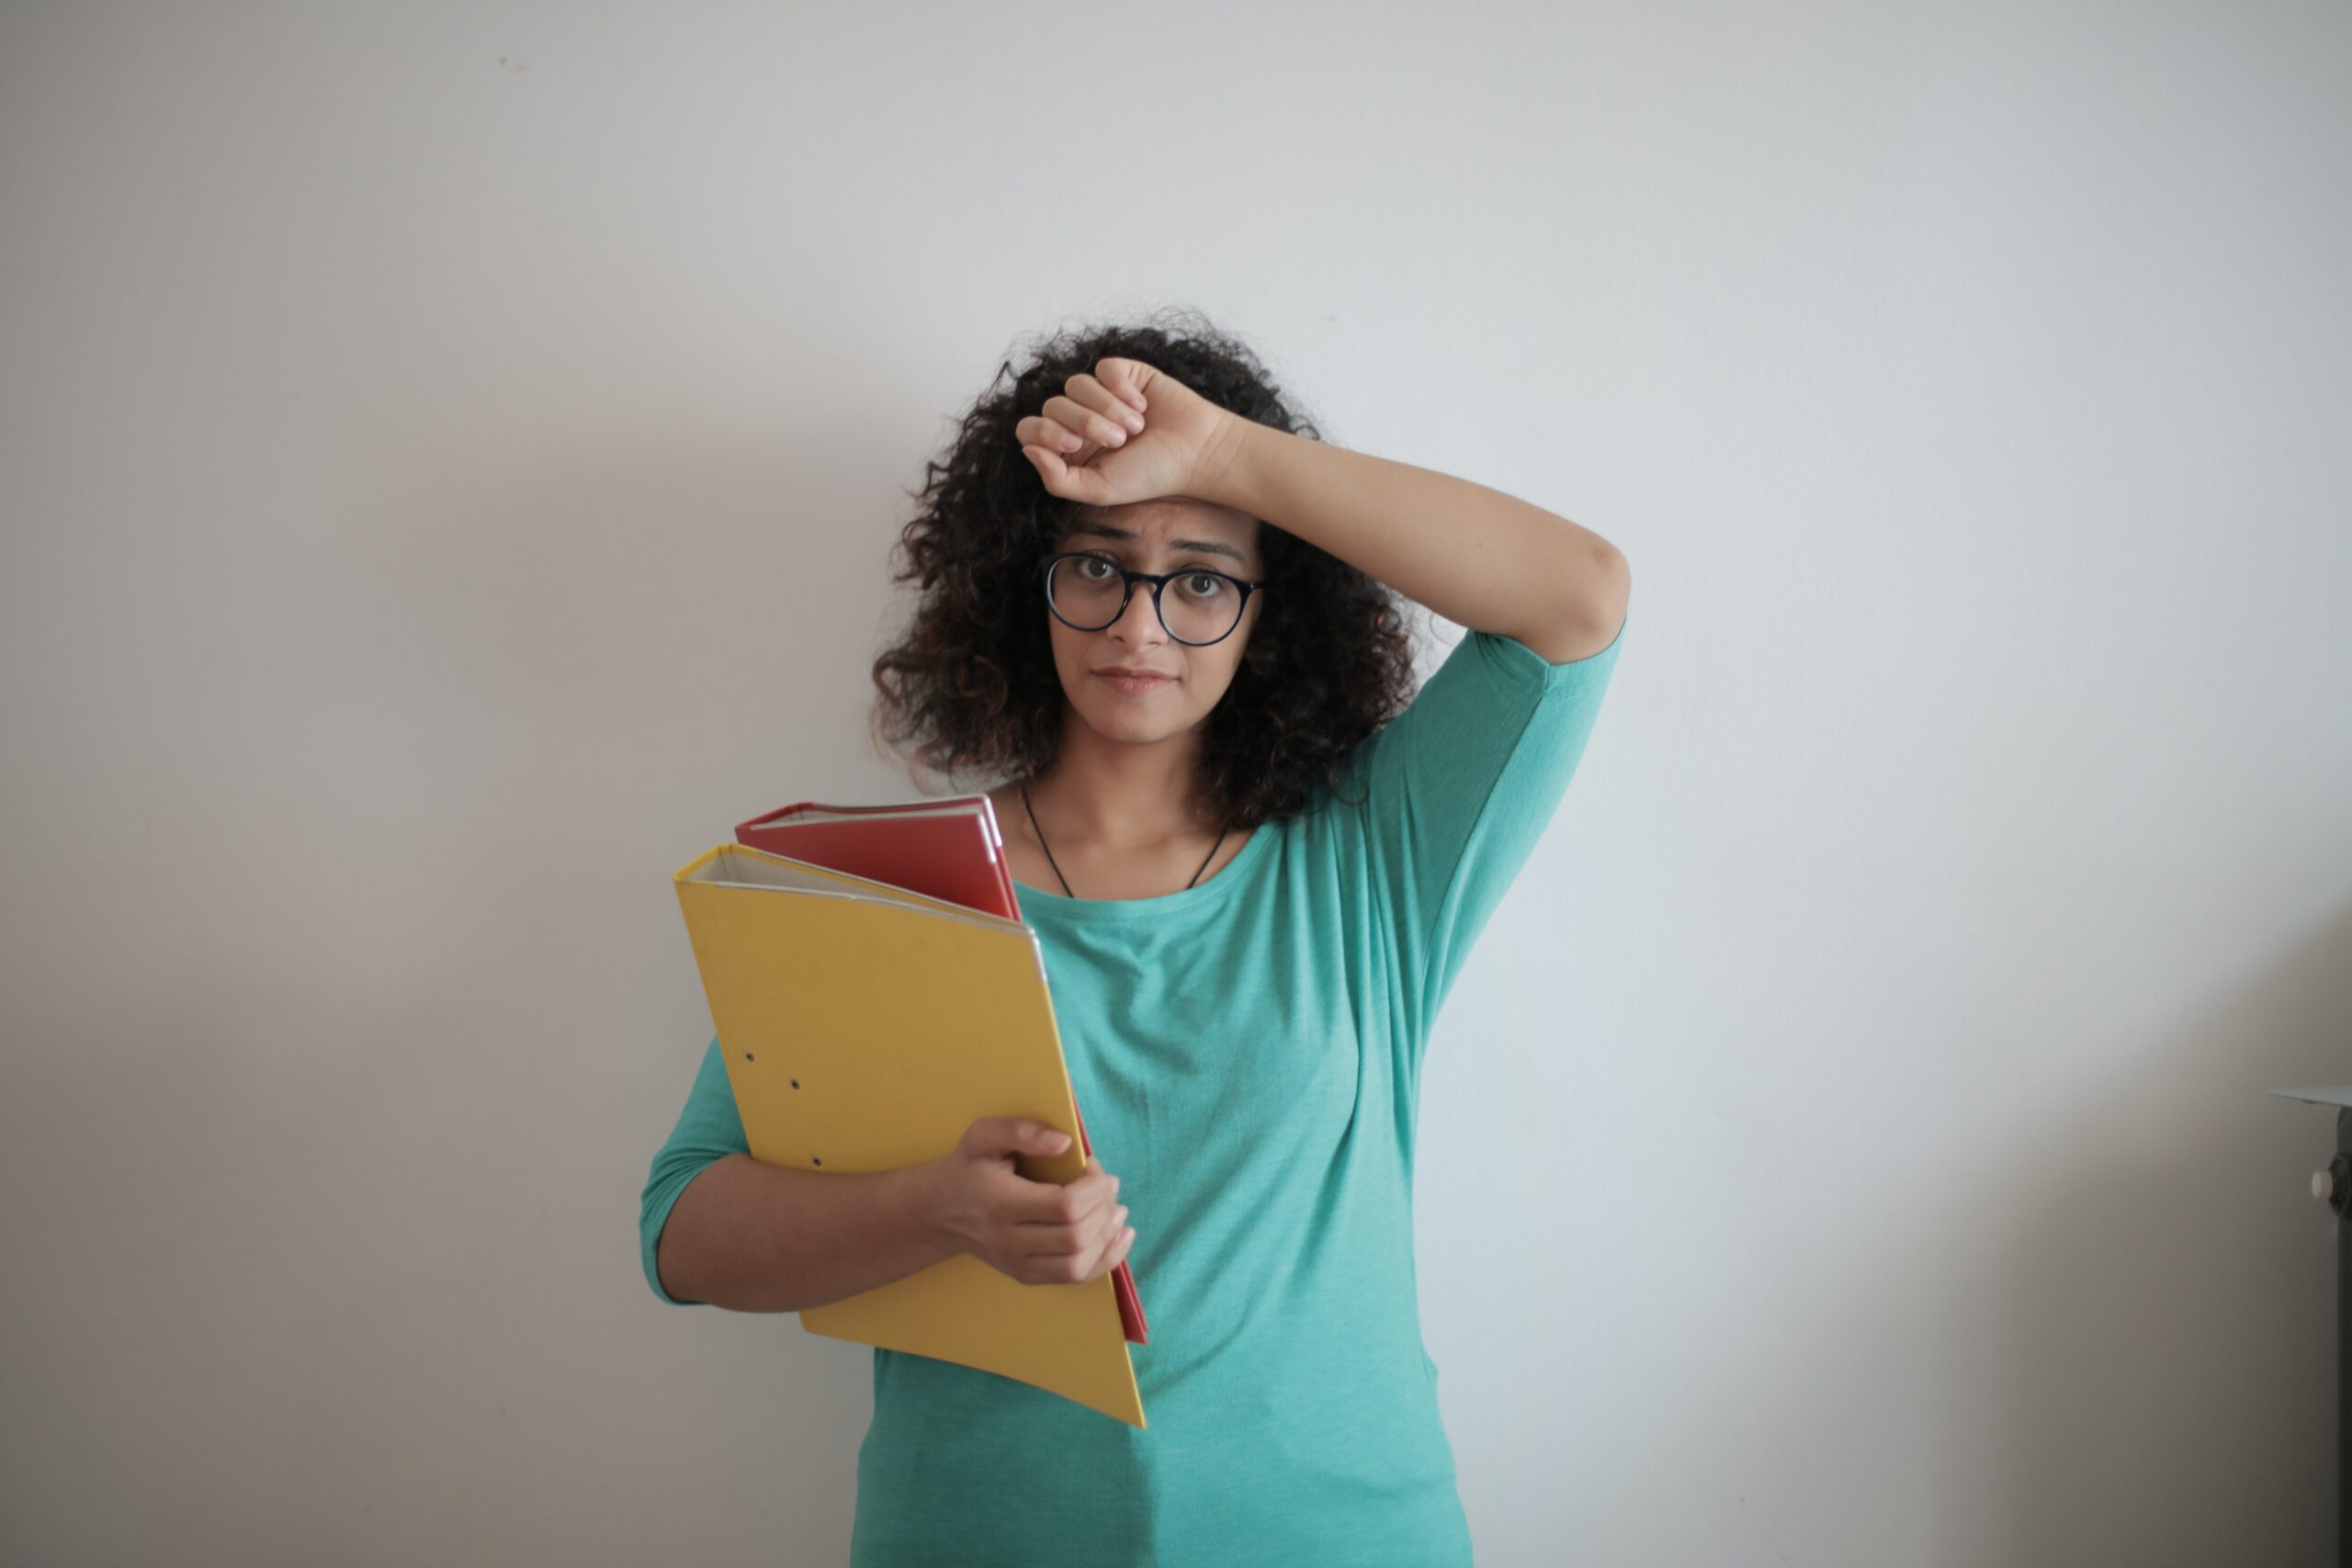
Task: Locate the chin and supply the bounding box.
[1069,682,1185,732]
[1082,705,1180,742]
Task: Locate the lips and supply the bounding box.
[1095,669,1174,694]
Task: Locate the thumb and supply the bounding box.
[973,1116,1072,1157]
[1024,1120,1074,1154]
[1021,444,1113,506]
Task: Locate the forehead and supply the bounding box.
[1058,502,1259,565]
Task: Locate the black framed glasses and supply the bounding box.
[1040,552,1266,647]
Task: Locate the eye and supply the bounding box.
[1072,556,1118,581]
[1177,571,1229,600]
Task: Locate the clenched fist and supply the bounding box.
[923,1116,1136,1287]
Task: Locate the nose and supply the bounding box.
[1106,579,1167,644]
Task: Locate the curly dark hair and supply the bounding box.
[867,307,1422,830]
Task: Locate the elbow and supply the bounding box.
[1566,543,1630,643]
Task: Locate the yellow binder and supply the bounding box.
[672,842,1146,1427]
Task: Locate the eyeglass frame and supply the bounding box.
[1037,550,1267,647]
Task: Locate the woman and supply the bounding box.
[641,310,1629,1566]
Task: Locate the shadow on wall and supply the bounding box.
[1987,898,2349,1561]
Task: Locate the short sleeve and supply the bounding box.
[1340,610,1624,1065]
[638,1034,750,1305]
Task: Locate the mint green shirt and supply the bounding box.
[640,615,1624,1566]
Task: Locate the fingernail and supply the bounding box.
[1114,1205,1128,1224]
[1122,413,1144,432]
[1104,427,1125,446]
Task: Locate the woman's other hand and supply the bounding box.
[924,1116,1136,1287]
[1014,356,1245,510]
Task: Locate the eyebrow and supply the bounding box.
[1064,520,1249,565]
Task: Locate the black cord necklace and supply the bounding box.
[1021,784,1227,899]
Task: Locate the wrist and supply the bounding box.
[901,1156,969,1259]
[1188,410,1273,515]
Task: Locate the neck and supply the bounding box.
[1027,712,1216,850]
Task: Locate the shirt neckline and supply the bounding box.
[1011,813,1279,923]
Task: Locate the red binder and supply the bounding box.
[734,793,1149,1346]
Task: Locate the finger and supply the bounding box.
[1077,1200,1129,1269]
[1084,1216,1137,1281]
[1044,393,1132,450]
[995,1153,1107,1215]
[1020,444,1111,505]
[1018,1210,1106,1265]
[1027,1200,1128,1273]
[1065,373,1146,434]
[1094,357,1150,414]
[1042,394,1125,453]
[1061,1198,1125,1257]
[1011,1163,1118,1228]
[1018,425,1102,476]
[1015,413,1085,455]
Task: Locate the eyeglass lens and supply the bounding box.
[1047,557,1244,644]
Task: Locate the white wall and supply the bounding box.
[4,3,2346,1563]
